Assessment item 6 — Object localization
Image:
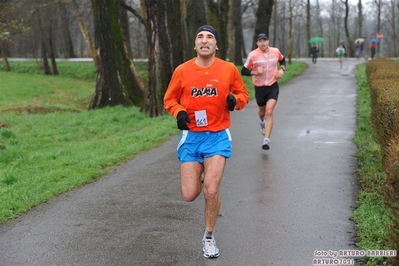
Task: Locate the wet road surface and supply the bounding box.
[0,58,362,266]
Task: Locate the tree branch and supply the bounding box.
[119,0,147,31]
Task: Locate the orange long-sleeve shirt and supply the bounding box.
[164,58,249,132]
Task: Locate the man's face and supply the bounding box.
[195,31,218,57]
[257,38,269,51]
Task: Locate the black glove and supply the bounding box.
[177,111,190,130]
[226,94,236,111]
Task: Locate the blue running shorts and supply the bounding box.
[177,129,232,163]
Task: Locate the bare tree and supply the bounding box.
[341,0,354,57]
[165,0,184,71]
[253,0,273,49]
[185,0,207,60]
[374,0,382,55]
[59,2,76,58]
[357,0,363,38]
[375,0,382,32]
[33,6,52,75]
[0,0,29,71]
[388,0,397,57]
[142,0,179,116]
[207,0,230,60]
[68,0,99,69]
[314,0,324,57]
[306,0,310,55]
[119,0,133,59]
[327,0,344,56]
[5,0,399,60]
[287,0,293,63]
[48,10,59,75]
[232,0,245,65]
[141,0,159,116]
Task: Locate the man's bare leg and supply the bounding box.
[264,99,277,139]
[258,105,266,135]
[203,155,226,232]
[180,162,203,202]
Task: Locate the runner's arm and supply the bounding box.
[241,66,252,76]
[231,67,249,110]
[164,70,186,118]
[241,56,253,76]
[279,57,286,71]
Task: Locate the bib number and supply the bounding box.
[195,110,208,127]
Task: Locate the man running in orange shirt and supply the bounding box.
[164,25,249,259]
[241,33,286,150]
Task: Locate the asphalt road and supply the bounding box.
[0,58,363,266]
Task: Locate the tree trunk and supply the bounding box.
[207,0,229,60]
[70,0,99,70]
[89,0,145,109]
[357,0,363,38]
[36,10,51,75]
[166,0,184,70]
[0,43,10,71]
[288,0,293,63]
[233,0,244,65]
[254,0,274,49]
[143,0,158,116]
[59,2,76,58]
[342,0,354,57]
[121,0,178,117]
[154,0,184,114]
[375,0,382,56]
[0,0,10,71]
[390,0,397,57]
[185,0,207,60]
[307,0,311,55]
[118,0,133,59]
[48,21,59,75]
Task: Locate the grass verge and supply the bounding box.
[351,63,394,265]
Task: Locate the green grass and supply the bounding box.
[0,71,95,112]
[5,60,148,81]
[0,60,307,224]
[351,63,393,266]
[0,63,173,223]
[0,106,177,221]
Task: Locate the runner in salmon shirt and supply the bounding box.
[164,25,249,259]
[241,33,286,150]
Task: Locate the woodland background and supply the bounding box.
[1,0,398,115]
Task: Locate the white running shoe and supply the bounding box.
[202,238,219,258]
[262,138,270,150]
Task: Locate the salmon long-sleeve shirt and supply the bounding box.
[164,58,249,132]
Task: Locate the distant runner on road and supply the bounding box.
[336,44,346,68]
[163,25,249,259]
[310,45,319,64]
[241,33,286,150]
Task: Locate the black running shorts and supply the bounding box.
[255,82,279,106]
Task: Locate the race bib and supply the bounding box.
[195,110,208,127]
